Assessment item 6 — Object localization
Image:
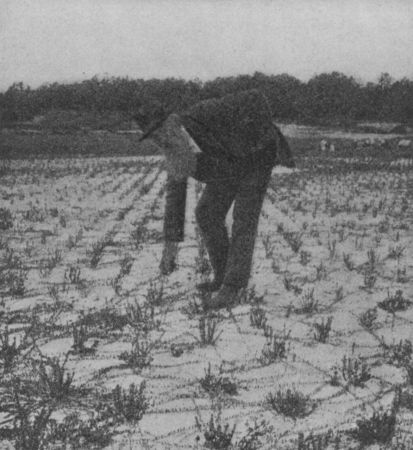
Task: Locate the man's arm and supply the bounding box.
[164,175,187,242]
[160,175,187,275]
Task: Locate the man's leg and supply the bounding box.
[214,161,273,306]
[195,180,238,288]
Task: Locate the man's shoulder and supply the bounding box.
[182,89,272,123]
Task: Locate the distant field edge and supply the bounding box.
[0,130,161,159]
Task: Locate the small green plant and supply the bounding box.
[388,245,405,260]
[359,307,378,330]
[237,420,273,450]
[3,269,28,297]
[327,238,337,259]
[199,363,238,396]
[297,430,337,450]
[343,253,355,271]
[24,206,45,223]
[331,355,371,387]
[283,231,303,253]
[112,382,149,423]
[181,291,207,318]
[238,286,264,305]
[366,248,379,272]
[262,234,275,258]
[283,275,302,295]
[49,207,59,218]
[5,248,22,269]
[352,406,397,446]
[71,323,97,355]
[126,298,160,334]
[315,261,327,280]
[195,413,236,450]
[195,242,211,277]
[47,411,113,449]
[295,288,318,315]
[130,222,147,250]
[12,400,54,450]
[59,215,66,228]
[313,316,333,343]
[0,326,27,371]
[40,231,48,245]
[0,237,8,250]
[249,305,267,329]
[378,290,411,314]
[145,279,165,306]
[396,267,408,283]
[88,239,106,268]
[34,353,74,401]
[80,304,128,332]
[40,249,62,276]
[47,283,68,305]
[380,338,412,367]
[299,250,311,266]
[405,363,413,385]
[198,314,222,346]
[363,268,377,290]
[334,285,344,302]
[119,333,153,370]
[112,253,134,294]
[0,207,13,230]
[66,234,76,250]
[260,326,291,365]
[64,265,81,285]
[119,253,134,277]
[265,387,314,419]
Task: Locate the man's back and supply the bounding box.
[180,89,275,161]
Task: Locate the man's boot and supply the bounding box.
[196,279,222,292]
[204,284,241,310]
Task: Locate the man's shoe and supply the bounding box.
[196,279,222,292]
[205,285,241,310]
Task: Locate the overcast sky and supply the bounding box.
[0,0,412,91]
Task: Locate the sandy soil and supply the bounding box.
[0,149,412,449]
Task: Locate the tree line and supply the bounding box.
[1,72,412,128]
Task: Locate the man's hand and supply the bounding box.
[160,241,179,275]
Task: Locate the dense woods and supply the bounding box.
[1,71,412,129]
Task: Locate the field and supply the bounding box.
[0,129,412,449]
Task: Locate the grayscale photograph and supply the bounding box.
[0,0,412,448]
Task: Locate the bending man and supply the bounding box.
[145,89,295,310]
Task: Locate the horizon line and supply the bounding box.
[2,70,413,93]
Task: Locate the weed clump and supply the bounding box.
[295,288,318,315]
[265,387,314,419]
[0,207,13,230]
[378,290,411,314]
[199,363,237,396]
[313,316,333,343]
[112,382,149,423]
[195,414,236,450]
[0,326,28,372]
[249,305,267,329]
[283,231,303,253]
[352,407,397,446]
[34,353,74,401]
[359,307,378,330]
[119,334,153,370]
[330,355,371,387]
[260,326,291,365]
[380,338,412,367]
[198,314,222,346]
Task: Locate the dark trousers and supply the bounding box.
[194,152,274,289]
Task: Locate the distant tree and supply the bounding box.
[303,72,362,124]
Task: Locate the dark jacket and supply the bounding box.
[164,89,295,242]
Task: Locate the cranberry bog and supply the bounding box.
[0,132,412,449]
